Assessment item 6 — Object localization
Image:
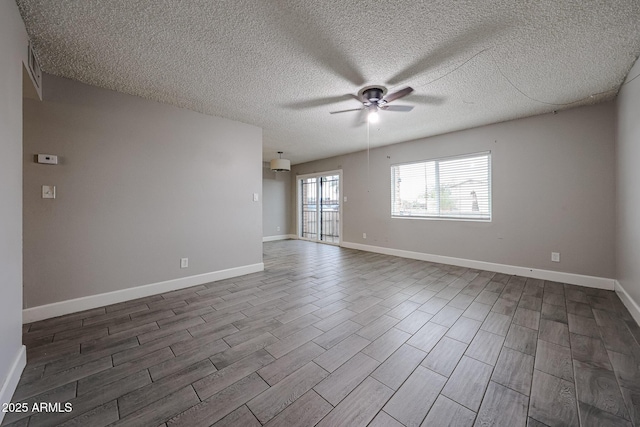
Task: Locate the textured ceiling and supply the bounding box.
[17,0,640,165]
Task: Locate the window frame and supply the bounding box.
[390,151,492,222]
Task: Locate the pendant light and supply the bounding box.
[270,151,291,172]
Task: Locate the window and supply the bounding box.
[391,151,491,220]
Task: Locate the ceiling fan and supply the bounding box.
[330,86,414,123]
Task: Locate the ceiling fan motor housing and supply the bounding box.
[362,87,385,103]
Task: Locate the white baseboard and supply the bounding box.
[0,345,26,418]
[341,242,615,290]
[23,263,264,324]
[615,280,640,326]
[263,234,296,242]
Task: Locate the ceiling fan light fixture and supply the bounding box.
[330,86,414,124]
[270,151,291,172]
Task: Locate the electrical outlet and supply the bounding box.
[551,252,560,262]
[363,233,367,239]
[277,226,281,232]
[42,185,55,199]
[180,258,188,268]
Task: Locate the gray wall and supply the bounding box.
[23,74,263,308]
[292,102,616,279]
[262,164,292,237]
[616,57,640,307]
[0,0,27,409]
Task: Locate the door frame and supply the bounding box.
[296,169,343,246]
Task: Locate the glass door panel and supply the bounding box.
[301,177,317,240]
[299,173,340,244]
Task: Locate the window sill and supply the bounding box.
[391,215,492,223]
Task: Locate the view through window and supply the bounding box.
[391,152,491,220]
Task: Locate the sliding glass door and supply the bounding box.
[299,171,341,244]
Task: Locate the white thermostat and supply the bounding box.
[37,154,58,165]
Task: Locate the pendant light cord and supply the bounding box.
[366,119,370,192]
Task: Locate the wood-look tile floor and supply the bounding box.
[4,240,640,427]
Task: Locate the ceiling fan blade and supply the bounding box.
[381,105,414,112]
[409,94,446,105]
[352,108,368,127]
[386,22,502,86]
[283,94,355,109]
[330,107,364,114]
[269,2,364,86]
[384,87,414,103]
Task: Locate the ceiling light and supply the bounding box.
[368,110,379,123]
[270,151,291,172]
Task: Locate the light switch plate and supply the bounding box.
[42,185,55,199]
[253,193,259,202]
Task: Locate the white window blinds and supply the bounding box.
[391,151,491,220]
